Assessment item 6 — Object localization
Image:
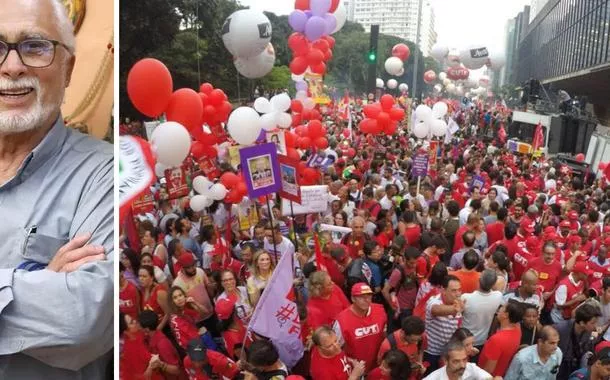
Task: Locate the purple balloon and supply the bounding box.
[305,16,326,41]
[256,128,266,143]
[304,10,313,17]
[295,81,308,91]
[324,14,336,35]
[310,0,331,17]
[288,10,308,33]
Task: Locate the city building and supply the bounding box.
[501,6,531,88]
[344,0,437,56]
[530,0,551,21]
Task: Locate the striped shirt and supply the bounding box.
[425,294,461,355]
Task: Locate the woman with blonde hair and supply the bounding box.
[246,250,276,306]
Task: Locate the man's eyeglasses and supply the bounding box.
[0,39,71,68]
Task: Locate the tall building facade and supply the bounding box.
[343,0,437,56]
[530,0,551,21]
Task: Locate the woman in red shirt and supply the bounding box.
[120,262,141,321]
[168,286,208,350]
[367,349,411,380]
[215,297,246,360]
[139,265,169,330]
[119,312,164,380]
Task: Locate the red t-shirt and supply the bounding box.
[341,233,369,259]
[416,252,440,280]
[404,225,422,248]
[183,351,239,380]
[377,330,427,365]
[141,284,167,322]
[361,199,381,219]
[366,367,390,380]
[453,225,470,252]
[222,324,246,360]
[310,348,353,380]
[170,309,200,350]
[527,257,563,293]
[120,281,140,320]
[307,284,351,329]
[148,331,181,380]
[120,333,164,380]
[478,326,521,377]
[335,304,388,372]
[486,222,505,245]
[511,248,537,281]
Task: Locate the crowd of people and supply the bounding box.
[120,95,610,380]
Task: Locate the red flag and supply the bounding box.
[532,123,544,151]
[124,209,142,254]
[313,233,326,271]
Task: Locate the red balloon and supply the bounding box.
[287,148,301,160]
[225,188,243,204]
[359,118,378,134]
[363,103,381,119]
[288,33,310,56]
[347,148,356,158]
[220,172,240,188]
[310,109,322,121]
[191,141,206,159]
[314,137,328,149]
[165,88,203,131]
[308,120,324,139]
[208,89,225,106]
[200,83,213,95]
[301,109,312,121]
[384,122,398,136]
[199,92,209,107]
[322,36,336,49]
[297,161,308,173]
[424,70,437,84]
[197,132,217,146]
[299,136,312,149]
[235,182,248,196]
[310,62,326,75]
[291,100,303,113]
[599,162,607,171]
[295,0,310,10]
[392,43,410,61]
[575,153,585,162]
[295,125,308,137]
[323,49,333,62]
[307,48,324,65]
[329,0,340,12]
[389,107,405,121]
[290,57,309,75]
[380,94,395,111]
[292,113,302,126]
[312,39,330,53]
[285,131,298,148]
[303,167,319,183]
[127,58,173,117]
[201,105,216,123]
[377,112,391,128]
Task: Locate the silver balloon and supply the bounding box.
[234,43,275,79]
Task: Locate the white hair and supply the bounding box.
[50,0,76,53]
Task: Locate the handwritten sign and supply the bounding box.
[411,154,429,178]
[281,185,329,216]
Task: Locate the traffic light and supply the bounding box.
[367,24,379,93]
[368,51,376,62]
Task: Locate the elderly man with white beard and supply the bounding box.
[0,0,113,378]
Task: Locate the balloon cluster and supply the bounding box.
[253,93,293,131]
[220,172,249,204]
[288,33,336,76]
[412,102,449,139]
[294,119,329,150]
[358,95,405,136]
[384,43,410,76]
[290,0,341,41]
[222,10,275,79]
[290,98,321,127]
[430,42,506,71]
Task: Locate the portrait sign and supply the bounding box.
[266,130,287,156]
[239,143,281,198]
[164,166,189,199]
[278,155,301,204]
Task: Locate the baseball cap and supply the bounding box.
[604,237,610,246]
[214,298,236,321]
[178,253,195,267]
[573,261,593,276]
[520,219,535,234]
[543,226,556,235]
[567,234,582,246]
[559,220,571,228]
[568,210,579,221]
[187,338,207,362]
[351,282,374,297]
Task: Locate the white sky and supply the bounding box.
[238,0,532,50]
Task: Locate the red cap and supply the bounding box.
[351,282,374,296]
[546,233,560,242]
[568,210,579,221]
[559,220,571,228]
[573,261,593,276]
[567,234,582,246]
[604,237,610,246]
[526,236,539,251]
[178,253,195,267]
[520,219,535,234]
[543,226,556,235]
[210,249,224,257]
[214,297,236,320]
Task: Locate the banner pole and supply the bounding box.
[290,201,298,251]
[266,194,278,263]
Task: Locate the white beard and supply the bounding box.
[0,76,62,133]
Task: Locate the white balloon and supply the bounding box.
[443,78,452,86]
[331,2,347,34]
[431,119,448,137]
[192,176,213,194]
[270,93,291,112]
[234,43,275,79]
[430,43,449,62]
[397,67,405,76]
[151,122,191,167]
[438,72,447,81]
[259,112,278,131]
[276,112,293,128]
[459,45,489,70]
[399,83,408,92]
[456,85,465,96]
[208,183,228,201]
[387,79,398,89]
[155,163,169,178]
[446,49,461,67]
[413,120,429,139]
[433,84,443,92]
[254,97,272,114]
[376,78,384,88]
[415,105,433,122]
[465,77,479,88]
[190,195,213,212]
[222,10,272,58]
[446,83,456,92]
[303,98,316,110]
[384,57,403,76]
[227,107,262,145]
[432,102,448,119]
[295,90,308,100]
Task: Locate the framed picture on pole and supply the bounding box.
[239,143,281,198]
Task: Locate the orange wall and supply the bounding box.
[61,0,114,139]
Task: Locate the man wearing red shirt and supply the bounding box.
[550,261,591,323]
[527,242,563,304]
[453,213,479,252]
[360,187,381,221]
[333,283,388,372]
[416,235,445,282]
[478,300,523,377]
[512,236,540,281]
[183,339,239,380]
[376,316,426,373]
[486,208,506,245]
[310,326,366,380]
[139,310,182,379]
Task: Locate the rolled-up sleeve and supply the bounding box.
[0,155,114,371]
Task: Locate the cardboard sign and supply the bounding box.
[240,143,281,199]
[411,154,429,178]
[165,166,189,199]
[266,130,287,156]
[131,189,155,215]
[281,185,329,216]
[278,155,302,204]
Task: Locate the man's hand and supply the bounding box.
[47,233,105,272]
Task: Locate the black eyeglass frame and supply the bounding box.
[0,39,72,68]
